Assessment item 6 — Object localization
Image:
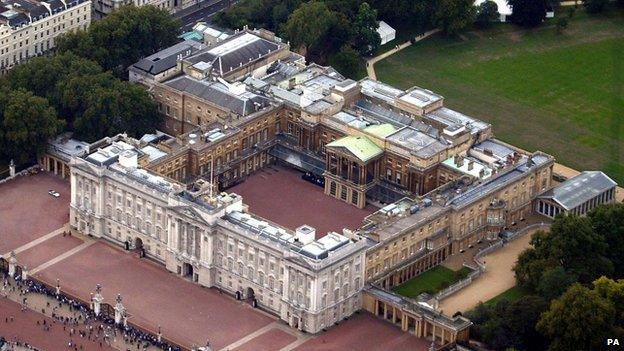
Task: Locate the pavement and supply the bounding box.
[438,222,550,314]
[0,172,70,254]
[228,165,376,238]
[176,0,233,33]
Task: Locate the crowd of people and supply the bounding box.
[1,271,186,351]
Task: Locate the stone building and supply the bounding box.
[0,0,91,72]
[69,28,603,345]
[69,134,370,333]
[535,171,617,218]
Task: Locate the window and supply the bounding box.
[351,191,359,205]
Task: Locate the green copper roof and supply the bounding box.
[326,135,383,162]
[363,123,396,139]
[179,32,203,42]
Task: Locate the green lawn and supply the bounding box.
[393,266,472,298]
[484,285,529,307]
[376,9,624,184]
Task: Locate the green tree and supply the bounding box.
[537,283,616,351]
[434,0,477,35]
[0,89,64,164]
[329,46,362,78]
[542,215,613,283]
[283,1,336,56]
[56,72,159,141]
[514,215,613,293]
[6,53,103,110]
[593,277,624,326]
[513,231,556,291]
[583,0,609,13]
[536,266,576,301]
[476,0,500,28]
[589,204,624,278]
[508,0,547,27]
[56,5,180,75]
[352,2,380,56]
[468,296,547,351]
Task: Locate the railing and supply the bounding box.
[25,274,191,351]
[0,164,40,184]
[434,264,482,300]
[435,222,551,301]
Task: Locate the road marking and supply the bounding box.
[29,240,95,275]
[1,224,68,257]
[279,337,311,351]
[218,322,280,351]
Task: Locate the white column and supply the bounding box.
[21,265,28,281]
[8,251,17,277]
[92,285,104,316]
[114,294,125,325]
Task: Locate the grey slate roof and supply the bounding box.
[185,32,280,76]
[539,171,617,210]
[164,76,269,117]
[132,41,205,76]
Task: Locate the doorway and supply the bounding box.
[183,262,194,279]
[134,237,143,250]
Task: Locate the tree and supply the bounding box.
[508,0,548,27]
[6,53,103,109]
[56,5,180,75]
[468,296,548,351]
[537,283,616,351]
[56,72,159,141]
[352,2,381,56]
[589,204,624,278]
[542,215,613,283]
[329,46,362,78]
[583,0,608,13]
[514,215,613,293]
[434,0,477,35]
[513,231,556,291]
[476,0,500,28]
[536,266,576,301]
[0,89,64,164]
[283,1,336,56]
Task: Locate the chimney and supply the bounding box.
[467,160,474,171]
[457,156,464,167]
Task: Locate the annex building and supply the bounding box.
[0,0,91,72]
[63,27,616,348]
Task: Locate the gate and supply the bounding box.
[0,258,8,273]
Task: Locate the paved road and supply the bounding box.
[177,0,232,33]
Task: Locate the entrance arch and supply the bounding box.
[246,287,255,300]
[134,237,143,250]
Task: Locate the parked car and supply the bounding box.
[48,190,60,198]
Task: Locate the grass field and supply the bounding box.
[484,285,529,307]
[393,266,472,298]
[376,9,624,184]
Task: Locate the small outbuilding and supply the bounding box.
[376,21,396,45]
[536,171,617,218]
